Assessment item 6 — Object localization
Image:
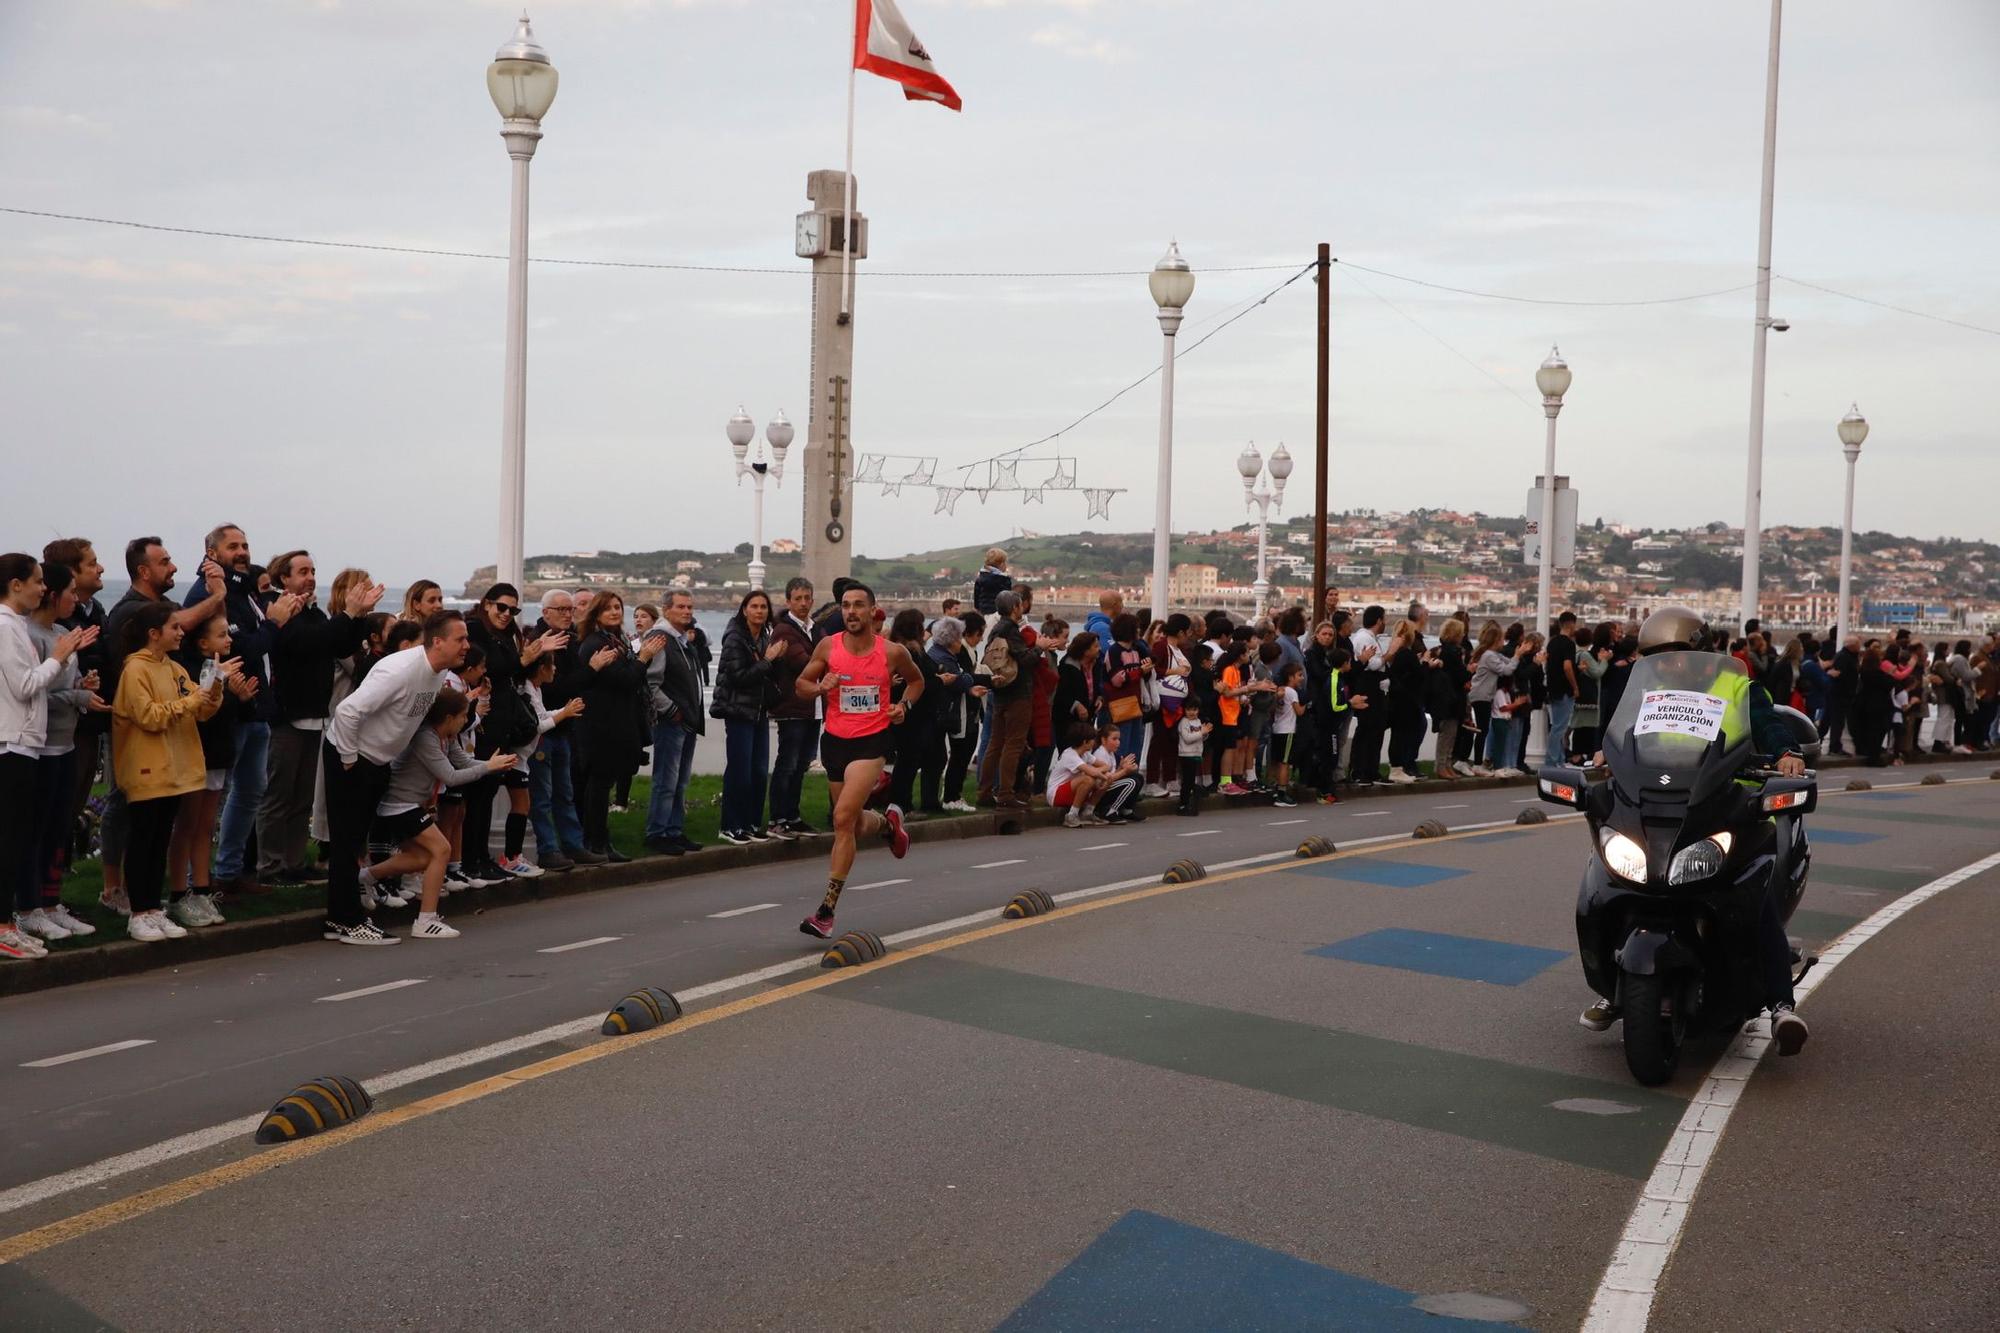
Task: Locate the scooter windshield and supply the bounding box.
[1601,651,1751,776]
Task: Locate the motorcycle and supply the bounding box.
[1537,651,1823,1085]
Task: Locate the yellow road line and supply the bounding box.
[4,782,1930,1265]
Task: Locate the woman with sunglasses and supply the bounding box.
[465,584,566,879]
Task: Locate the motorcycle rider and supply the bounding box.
[1577,606,1812,1055]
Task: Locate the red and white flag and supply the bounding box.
[853,0,962,111]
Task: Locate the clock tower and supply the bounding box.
[795,169,868,595]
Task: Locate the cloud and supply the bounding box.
[1029,24,1131,63]
[0,105,108,136]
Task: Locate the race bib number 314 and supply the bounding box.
[839,683,881,714]
[1633,690,1726,742]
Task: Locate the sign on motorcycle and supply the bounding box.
[1632,689,1726,743]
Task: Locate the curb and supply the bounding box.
[4,748,1985,999]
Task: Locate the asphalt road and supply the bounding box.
[1,775,1995,1330]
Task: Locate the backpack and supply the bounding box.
[983,633,1019,689]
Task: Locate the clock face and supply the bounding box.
[795,212,824,258]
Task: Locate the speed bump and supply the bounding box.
[602,986,683,1036]
[1003,889,1056,919]
[1161,859,1207,884]
[1413,819,1448,839]
[254,1075,372,1144]
[1921,772,1947,786]
[821,929,888,969]
[1846,779,1873,792]
[1295,836,1336,859]
[1991,769,2000,781]
[1516,807,1549,825]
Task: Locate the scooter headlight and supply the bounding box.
[1668,833,1733,886]
[1599,829,1649,883]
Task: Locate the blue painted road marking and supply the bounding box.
[1296,858,1472,889]
[1804,828,1886,846]
[998,1210,1514,1330]
[1311,928,1570,986]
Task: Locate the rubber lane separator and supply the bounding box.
[536,936,624,954]
[1582,847,2000,1333]
[21,1039,157,1069]
[0,812,1585,1226]
[707,903,780,919]
[314,979,427,1004]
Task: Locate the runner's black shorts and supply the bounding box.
[371,808,437,847]
[820,729,893,782]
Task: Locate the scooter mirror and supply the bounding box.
[1771,705,1821,761]
[1536,765,1593,810]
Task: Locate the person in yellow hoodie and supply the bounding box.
[112,601,235,943]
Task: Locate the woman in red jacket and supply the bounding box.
[1022,617,1067,803]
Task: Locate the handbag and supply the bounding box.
[1109,694,1143,725]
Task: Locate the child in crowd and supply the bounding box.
[1213,642,1247,794]
[1049,722,1108,828]
[1487,675,1531,778]
[1175,708,1213,816]
[365,688,520,940]
[1088,725,1143,823]
[1268,660,1304,806]
[165,613,247,929]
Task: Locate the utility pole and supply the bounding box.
[1312,243,1331,618]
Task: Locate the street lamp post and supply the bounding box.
[488,15,559,590]
[1236,442,1292,610]
[1835,405,1868,646]
[1148,243,1194,619]
[1528,346,1571,769]
[1741,0,1787,629]
[729,407,794,590]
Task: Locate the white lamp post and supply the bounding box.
[1741,0,1787,629]
[1236,442,1292,609]
[1528,345,1571,768]
[1835,405,1867,647]
[488,15,559,590]
[729,407,794,589]
[1148,242,1194,618]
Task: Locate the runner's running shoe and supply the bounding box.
[883,804,910,859]
[799,912,835,940]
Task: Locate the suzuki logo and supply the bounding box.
[1657,774,1672,786]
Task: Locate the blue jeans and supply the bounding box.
[720,718,771,832]
[770,718,820,825]
[1548,695,1577,762]
[972,691,996,768]
[645,721,699,842]
[213,719,269,880]
[529,729,587,856]
[1486,714,1515,769]
[1116,717,1147,770]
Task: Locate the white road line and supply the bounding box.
[0,804,1589,1222]
[847,878,910,891]
[1433,804,1470,810]
[1082,842,1129,851]
[1266,819,1309,826]
[1583,847,2000,1332]
[21,1039,156,1069]
[314,979,427,1004]
[1514,798,1541,804]
[536,936,624,954]
[707,903,780,919]
[971,858,1026,869]
[1177,829,1220,838]
[1348,810,1391,818]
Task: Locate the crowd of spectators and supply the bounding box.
[4,530,1995,959]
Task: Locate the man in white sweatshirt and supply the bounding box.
[320,610,469,945]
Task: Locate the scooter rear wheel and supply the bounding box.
[1621,970,1684,1086]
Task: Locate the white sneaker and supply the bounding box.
[1496,767,1526,779]
[1064,809,1084,828]
[1140,783,1168,799]
[374,881,409,908]
[410,913,460,940]
[1452,761,1476,777]
[1387,769,1417,785]
[942,800,975,813]
[1164,782,1181,797]
[128,911,166,943]
[17,908,71,941]
[1471,765,1493,778]
[47,904,95,936]
[359,881,379,911]
[0,925,49,958]
[197,893,227,925]
[170,896,209,929]
[99,886,132,917]
[153,910,188,939]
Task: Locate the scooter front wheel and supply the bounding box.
[1620,970,1685,1086]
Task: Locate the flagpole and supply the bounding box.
[840,1,859,326]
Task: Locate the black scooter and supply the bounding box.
[1537,653,1822,1085]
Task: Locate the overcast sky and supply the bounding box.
[3,0,1996,587]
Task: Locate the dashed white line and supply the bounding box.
[1082,842,1129,851]
[1583,848,2000,1331]
[1433,803,1469,810]
[1266,818,1309,826]
[972,859,1025,869]
[706,903,780,919]
[1177,829,1220,838]
[536,936,624,954]
[21,1039,156,1069]
[1348,810,1391,818]
[1513,798,1541,804]
[848,878,910,891]
[314,978,427,1004]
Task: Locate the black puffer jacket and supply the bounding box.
[709,620,779,723]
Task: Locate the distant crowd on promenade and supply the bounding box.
[3,530,1996,960]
